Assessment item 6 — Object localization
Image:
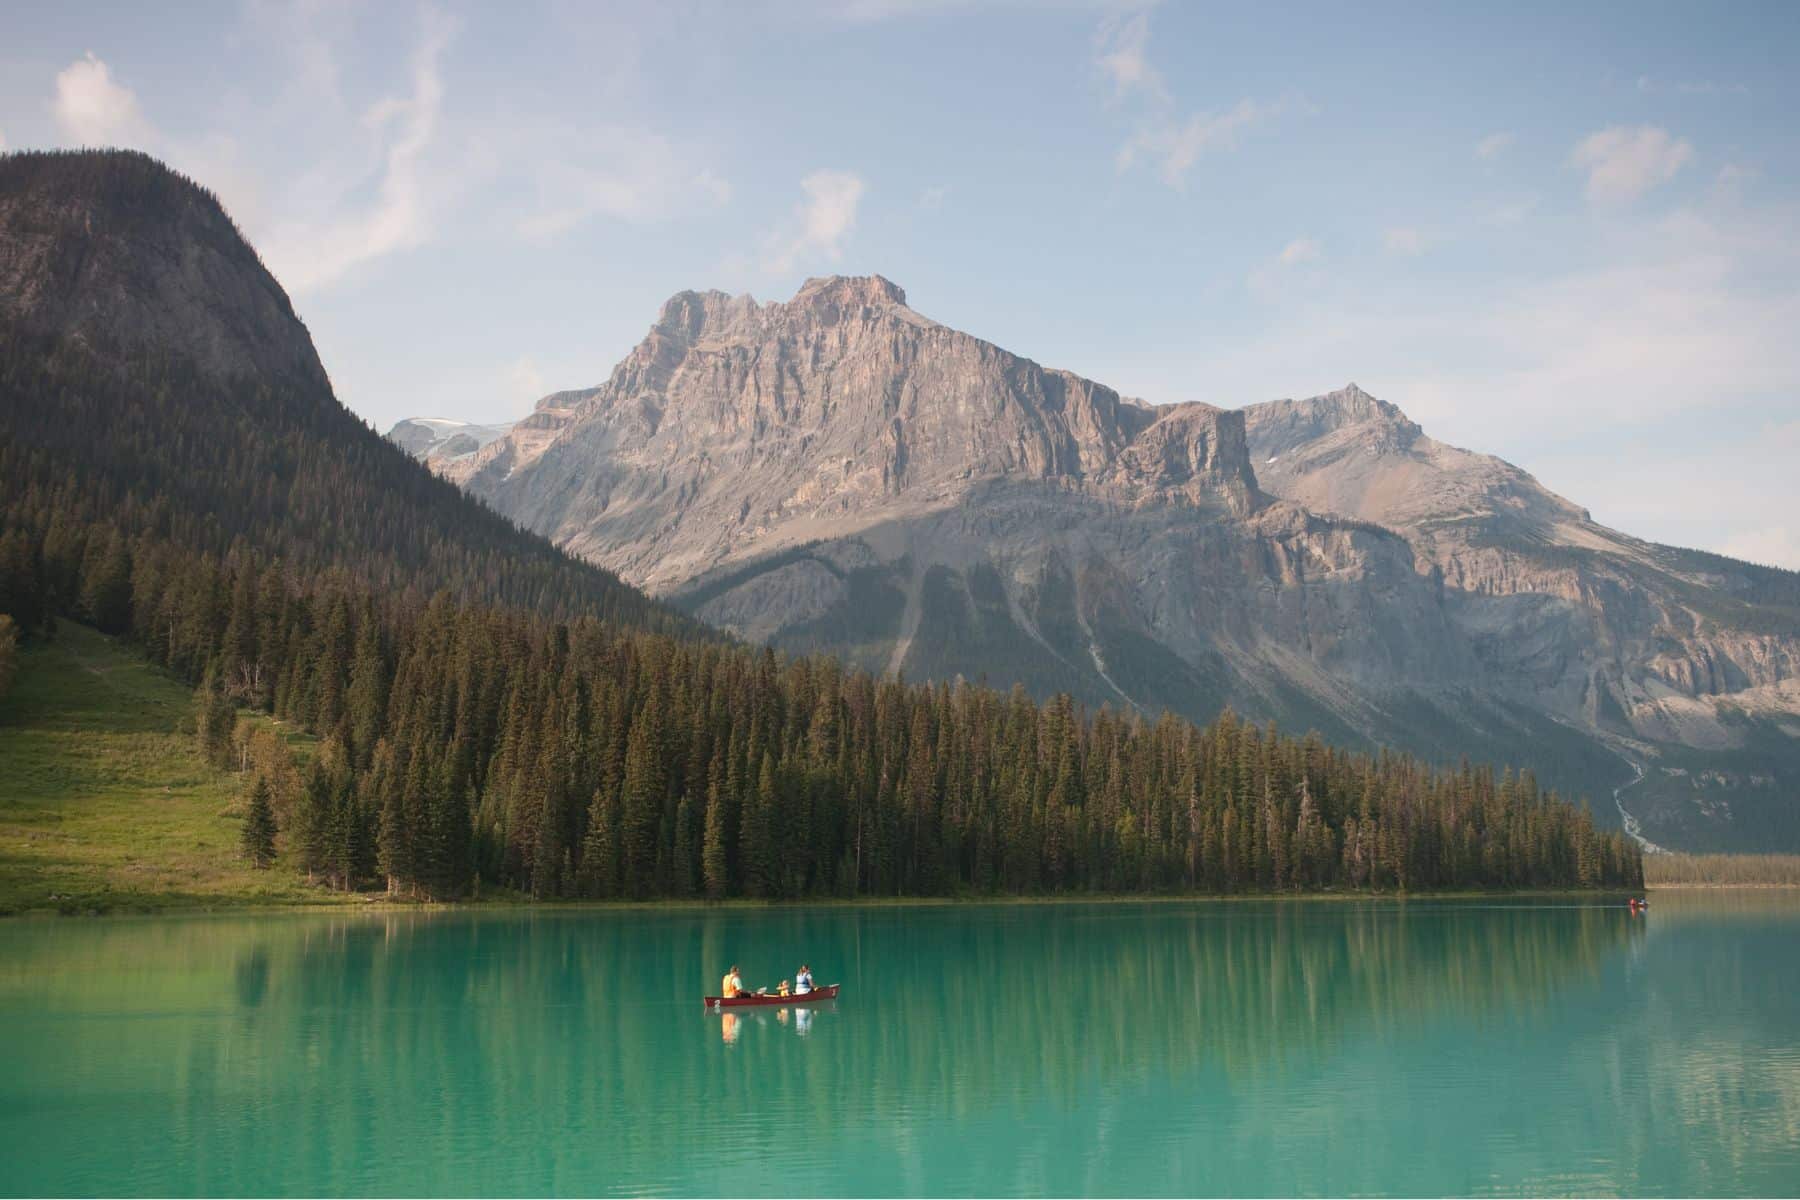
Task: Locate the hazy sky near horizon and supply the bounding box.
[3,1,1797,566]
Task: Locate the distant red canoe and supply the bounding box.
[704,984,839,1009]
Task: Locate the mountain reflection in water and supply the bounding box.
[3,897,1796,1196]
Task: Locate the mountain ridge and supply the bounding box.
[0,148,692,633]
[391,274,1800,851]
[0,153,1641,909]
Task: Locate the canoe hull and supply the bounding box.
[704,984,839,1009]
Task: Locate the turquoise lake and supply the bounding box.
[2,894,1797,1196]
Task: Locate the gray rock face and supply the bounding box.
[426,276,1800,851]
[386,417,515,464]
[0,150,328,389]
[1242,386,1800,849]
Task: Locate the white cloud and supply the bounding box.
[1245,236,1322,297]
[919,184,949,211]
[1570,125,1693,204]
[1277,237,1320,266]
[1128,196,1800,561]
[1384,227,1433,256]
[514,130,727,241]
[1095,10,1165,102]
[1475,131,1514,160]
[761,169,866,274]
[1117,97,1298,190]
[694,169,732,207]
[52,52,154,147]
[259,10,454,292]
[1097,11,1306,191]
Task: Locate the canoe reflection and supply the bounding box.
[713,1001,835,1043]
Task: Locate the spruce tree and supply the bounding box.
[619,692,666,898]
[741,752,779,898]
[702,781,729,899]
[241,776,277,869]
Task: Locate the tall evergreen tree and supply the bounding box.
[241,776,277,869]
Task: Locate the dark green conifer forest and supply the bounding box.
[0,342,1642,899]
[0,146,1641,900]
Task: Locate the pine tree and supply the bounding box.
[196,675,238,770]
[344,612,388,769]
[297,763,335,881]
[702,746,730,899]
[620,691,667,898]
[742,752,779,898]
[672,791,697,898]
[241,776,277,868]
[577,787,620,898]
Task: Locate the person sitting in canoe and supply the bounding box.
[721,965,749,999]
[777,979,791,997]
[795,964,814,995]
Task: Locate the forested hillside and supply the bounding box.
[0,150,686,632]
[0,149,1641,901]
[0,541,1644,898]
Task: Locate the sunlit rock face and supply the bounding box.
[428,277,1800,851]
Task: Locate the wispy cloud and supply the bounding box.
[52,52,153,147]
[1098,10,1306,191]
[1185,196,1800,562]
[1570,125,1693,204]
[760,169,866,274]
[1117,97,1300,190]
[258,8,456,292]
[514,130,729,241]
[1475,131,1514,160]
[1277,237,1320,266]
[1094,9,1165,103]
[1246,236,1322,297]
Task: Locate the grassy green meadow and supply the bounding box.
[0,623,351,914]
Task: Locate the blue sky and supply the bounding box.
[3,1,1797,565]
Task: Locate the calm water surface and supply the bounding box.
[2,894,1797,1197]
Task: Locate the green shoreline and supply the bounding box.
[0,625,1664,918]
[3,886,1658,920]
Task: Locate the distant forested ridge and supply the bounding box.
[0,149,1641,900]
[0,337,692,634]
[0,521,1642,899]
[1643,853,1800,887]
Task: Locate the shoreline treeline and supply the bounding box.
[0,334,1640,901]
[0,532,1642,899]
[1644,853,1800,887]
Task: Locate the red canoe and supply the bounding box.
[704,984,839,1009]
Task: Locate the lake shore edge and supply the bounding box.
[3,885,1657,919]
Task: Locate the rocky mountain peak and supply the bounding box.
[0,149,328,389]
[1298,382,1418,435]
[792,273,909,310]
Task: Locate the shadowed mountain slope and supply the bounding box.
[0,149,691,632]
[409,277,1800,850]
